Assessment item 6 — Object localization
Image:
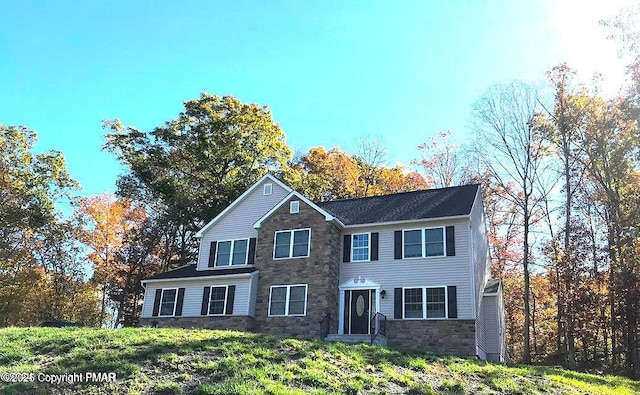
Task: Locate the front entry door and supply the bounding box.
[345,290,374,334]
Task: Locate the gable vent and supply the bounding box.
[290,200,300,214]
[263,183,273,195]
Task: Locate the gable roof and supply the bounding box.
[484,278,501,294]
[317,184,479,226]
[253,191,345,228]
[195,174,292,238]
[142,264,258,282]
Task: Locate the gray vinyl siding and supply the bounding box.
[197,179,289,270]
[470,190,489,316]
[482,295,499,353]
[141,276,253,317]
[339,219,473,319]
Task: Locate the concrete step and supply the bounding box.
[325,334,387,346]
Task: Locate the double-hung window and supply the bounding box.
[159,288,178,316]
[351,233,370,261]
[207,286,229,315]
[274,229,310,259]
[215,239,249,266]
[403,287,447,319]
[268,284,308,316]
[403,227,445,258]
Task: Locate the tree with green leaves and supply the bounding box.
[103,94,292,269]
[0,125,99,326]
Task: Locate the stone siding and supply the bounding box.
[140,316,254,331]
[254,197,341,338]
[386,319,477,357]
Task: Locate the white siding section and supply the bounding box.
[141,276,253,317]
[197,178,289,270]
[470,189,489,316]
[340,219,474,319]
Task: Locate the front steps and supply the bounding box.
[325,333,387,346]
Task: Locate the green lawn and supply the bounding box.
[0,327,638,394]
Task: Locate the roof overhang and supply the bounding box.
[141,271,256,285]
[254,191,345,229]
[341,214,470,229]
[195,174,292,238]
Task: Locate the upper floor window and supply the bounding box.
[274,229,310,259]
[290,200,300,214]
[403,227,445,258]
[263,183,273,195]
[269,284,308,316]
[403,287,446,319]
[216,239,249,266]
[351,233,370,261]
[159,288,178,316]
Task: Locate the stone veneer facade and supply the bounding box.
[140,316,254,331]
[385,319,477,357]
[253,197,341,338]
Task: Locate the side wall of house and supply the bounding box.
[196,178,289,270]
[471,189,489,316]
[254,198,341,338]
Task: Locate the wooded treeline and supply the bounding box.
[1,6,639,377]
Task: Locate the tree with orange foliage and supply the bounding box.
[291,146,427,201]
[76,194,159,327]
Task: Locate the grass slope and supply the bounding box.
[0,327,638,395]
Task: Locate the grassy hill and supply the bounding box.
[0,327,638,394]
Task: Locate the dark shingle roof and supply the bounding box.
[145,264,257,281]
[317,184,479,225]
[484,279,501,294]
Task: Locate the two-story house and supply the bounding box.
[140,174,507,361]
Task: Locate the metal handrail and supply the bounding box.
[370,312,387,344]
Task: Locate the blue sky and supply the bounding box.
[0,1,630,199]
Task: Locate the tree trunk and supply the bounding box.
[523,214,532,364]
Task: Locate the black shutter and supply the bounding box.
[394,231,402,259]
[371,233,379,261]
[248,238,257,264]
[152,289,162,317]
[225,285,236,315]
[175,288,185,316]
[447,286,457,318]
[208,241,217,267]
[201,287,211,315]
[394,288,403,319]
[446,226,455,256]
[343,235,351,262]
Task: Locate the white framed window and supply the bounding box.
[159,288,178,316]
[290,200,300,214]
[274,229,310,259]
[207,285,229,315]
[215,239,249,266]
[268,284,308,316]
[263,183,273,195]
[351,233,370,261]
[403,227,445,258]
[403,287,447,319]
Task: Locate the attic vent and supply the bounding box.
[290,200,300,214]
[263,183,273,195]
